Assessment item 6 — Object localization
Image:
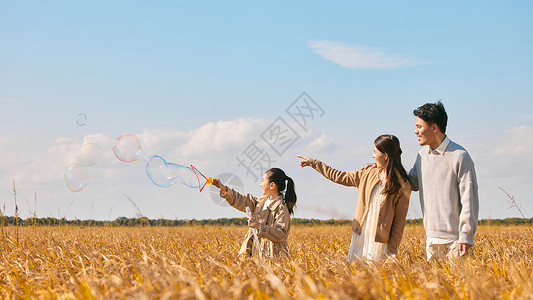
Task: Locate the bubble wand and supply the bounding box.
[190,165,213,192]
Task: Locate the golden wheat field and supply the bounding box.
[0,224,532,299]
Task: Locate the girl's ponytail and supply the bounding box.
[284,176,297,215]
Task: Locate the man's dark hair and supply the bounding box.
[413,100,448,133]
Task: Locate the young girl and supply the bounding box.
[298,135,411,262]
[212,168,297,258]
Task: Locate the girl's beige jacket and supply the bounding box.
[221,189,290,257]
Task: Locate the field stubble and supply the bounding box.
[0,225,532,299]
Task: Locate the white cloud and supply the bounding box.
[124,119,272,171]
[0,118,367,220]
[177,118,268,158]
[467,125,533,176]
[308,40,424,70]
[1,120,532,221]
[82,133,113,147]
[460,125,533,219]
[494,125,533,155]
[0,137,8,149]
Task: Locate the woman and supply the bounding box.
[212,167,296,258]
[298,134,411,261]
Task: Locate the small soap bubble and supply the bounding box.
[76,113,87,126]
[77,143,101,167]
[64,163,89,192]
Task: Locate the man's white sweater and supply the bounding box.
[409,136,479,245]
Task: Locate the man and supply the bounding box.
[409,101,479,260]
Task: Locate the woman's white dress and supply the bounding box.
[347,182,389,262]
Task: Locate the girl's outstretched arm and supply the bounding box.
[212,178,257,213]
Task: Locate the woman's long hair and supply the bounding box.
[374,135,409,195]
[266,168,297,215]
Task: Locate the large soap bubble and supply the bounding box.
[112,134,212,191]
[64,163,89,192]
[113,134,148,163]
[146,155,199,188]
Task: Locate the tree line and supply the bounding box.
[0,216,531,227]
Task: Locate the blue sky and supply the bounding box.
[1,1,532,221]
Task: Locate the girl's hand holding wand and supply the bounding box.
[212,178,228,194]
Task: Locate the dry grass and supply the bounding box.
[0,224,532,299]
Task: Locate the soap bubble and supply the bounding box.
[76,113,87,126]
[146,155,199,188]
[76,143,101,167]
[64,163,89,192]
[65,143,101,192]
[112,134,212,192]
[112,134,148,163]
